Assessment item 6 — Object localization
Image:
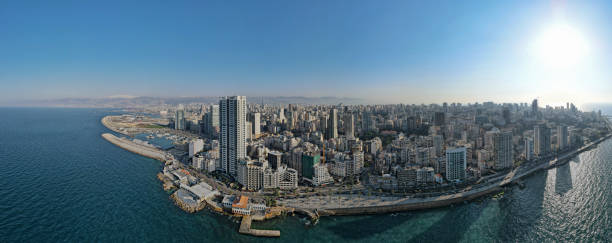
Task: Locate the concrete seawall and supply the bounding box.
[101,133,168,162]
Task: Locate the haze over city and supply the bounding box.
[1,0,611,106]
[3,1,612,242]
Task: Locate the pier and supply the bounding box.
[239,216,280,237]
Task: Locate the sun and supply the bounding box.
[532,23,590,68]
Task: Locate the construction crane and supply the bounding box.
[321,142,326,164]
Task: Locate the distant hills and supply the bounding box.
[9,96,367,108]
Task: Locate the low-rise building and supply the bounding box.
[232,196,251,215]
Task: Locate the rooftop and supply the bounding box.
[233,196,249,209]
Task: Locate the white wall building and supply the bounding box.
[220,96,247,176]
[446,147,467,182]
[189,139,204,158]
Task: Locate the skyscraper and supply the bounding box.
[434,112,445,126]
[493,131,513,169]
[220,96,247,176]
[534,124,551,157]
[557,125,568,151]
[446,147,466,181]
[251,112,261,138]
[174,105,186,130]
[532,99,538,116]
[525,137,534,161]
[326,108,338,139]
[203,104,219,137]
[343,113,354,138]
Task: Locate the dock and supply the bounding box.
[239,216,280,238]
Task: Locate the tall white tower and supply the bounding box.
[220,96,247,176]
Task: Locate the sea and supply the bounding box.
[0,107,610,242]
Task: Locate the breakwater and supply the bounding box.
[101,133,168,162]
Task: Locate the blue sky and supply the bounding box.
[1,0,610,105]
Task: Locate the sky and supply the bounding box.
[1,0,611,106]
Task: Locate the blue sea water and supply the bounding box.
[0,108,610,242]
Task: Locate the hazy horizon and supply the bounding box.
[1,0,611,105]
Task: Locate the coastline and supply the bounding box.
[286,134,612,216]
[100,115,611,224]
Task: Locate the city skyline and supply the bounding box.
[1,0,611,105]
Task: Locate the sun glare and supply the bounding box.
[532,23,590,68]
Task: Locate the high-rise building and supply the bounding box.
[532,99,538,116]
[445,147,467,181]
[301,154,320,179]
[202,105,219,137]
[319,115,327,134]
[188,139,204,158]
[525,137,534,161]
[434,112,446,126]
[220,96,247,176]
[267,151,283,170]
[493,131,513,169]
[237,161,264,191]
[557,125,568,151]
[343,113,354,138]
[175,106,186,130]
[251,112,261,138]
[502,108,511,124]
[326,109,338,139]
[534,124,551,157]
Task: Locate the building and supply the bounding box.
[557,125,568,151]
[416,167,435,184]
[343,113,354,138]
[525,137,534,161]
[250,112,261,138]
[175,107,186,130]
[445,147,467,182]
[203,105,220,137]
[237,161,264,191]
[277,166,298,190]
[416,147,430,166]
[263,168,278,189]
[326,109,338,139]
[231,196,251,215]
[435,156,446,175]
[350,151,364,176]
[312,163,333,186]
[188,139,204,158]
[434,112,445,126]
[397,167,417,187]
[192,154,204,170]
[268,151,283,170]
[301,154,320,179]
[493,131,513,169]
[222,195,236,209]
[220,96,247,176]
[534,124,551,157]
